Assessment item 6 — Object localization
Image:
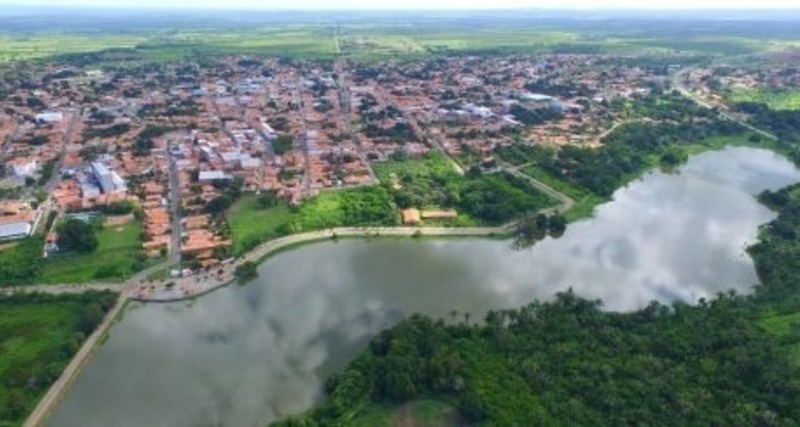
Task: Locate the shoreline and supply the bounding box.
[22,292,129,427]
[130,225,511,303]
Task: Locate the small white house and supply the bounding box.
[9,160,38,178]
[0,222,32,242]
[35,112,63,123]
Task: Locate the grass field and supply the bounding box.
[226,187,399,255]
[138,28,338,61]
[39,220,145,284]
[0,292,117,426]
[0,21,796,66]
[727,88,800,111]
[227,196,293,256]
[0,34,145,63]
[342,29,579,57]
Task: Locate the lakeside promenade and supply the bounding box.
[18,225,510,427]
[130,224,510,302]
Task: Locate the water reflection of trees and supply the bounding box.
[511,213,566,250]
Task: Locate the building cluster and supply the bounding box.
[0,53,670,255]
[345,54,665,165]
[683,64,800,107]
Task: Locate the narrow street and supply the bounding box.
[333,50,379,183]
[294,72,312,193]
[166,139,182,266]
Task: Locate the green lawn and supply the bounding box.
[0,292,118,426]
[39,220,145,284]
[226,196,293,256]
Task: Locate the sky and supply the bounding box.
[3,0,800,10]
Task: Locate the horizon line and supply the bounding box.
[2,4,800,12]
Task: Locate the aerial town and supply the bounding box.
[5,6,800,427]
[0,53,766,271]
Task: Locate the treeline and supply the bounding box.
[509,104,563,126]
[0,238,43,286]
[276,290,800,426]
[544,120,742,197]
[750,183,800,304]
[734,102,800,143]
[84,122,131,139]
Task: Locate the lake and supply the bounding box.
[48,147,800,427]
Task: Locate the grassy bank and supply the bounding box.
[0,291,118,426]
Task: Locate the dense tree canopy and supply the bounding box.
[57,218,98,253]
[0,238,42,286]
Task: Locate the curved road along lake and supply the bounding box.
[49,147,800,427]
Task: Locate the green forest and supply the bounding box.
[273,182,800,426]
[0,291,118,427]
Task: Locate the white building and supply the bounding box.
[0,222,32,242]
[35,112,63,123]
[8,160,38,178]
[91,162,126,194]
[198,171,231,182]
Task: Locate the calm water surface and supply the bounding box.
[49,147,800,427]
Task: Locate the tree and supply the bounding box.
[258,190,280,208]
[206,195,233,215]
[548,214,567,237]
[57,219,98,253]
[235,261,258,282]
[273,135,294,155]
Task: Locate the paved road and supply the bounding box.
[672,67,778,141]
[334,55,379,184]
[23,291,127,427]
[294,72,312,193]
[166,140,182,266]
